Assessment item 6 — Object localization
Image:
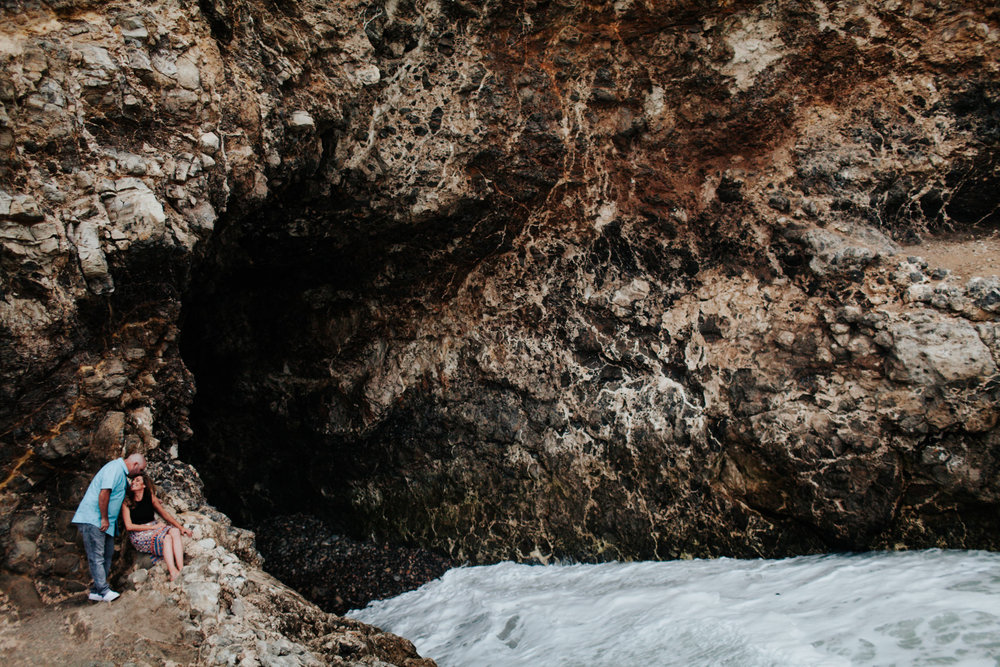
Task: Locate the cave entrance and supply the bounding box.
[177,182,514,537]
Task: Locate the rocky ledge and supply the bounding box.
[0,460,435,666]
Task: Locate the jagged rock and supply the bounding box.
[784,223,900,278]
[68,220,113,293]
[2,1,1000,662]
[199,132,220,153]
[289,110,316,130]
[0,192,45,223]
[885,311,997,385]
[100,178,166,244]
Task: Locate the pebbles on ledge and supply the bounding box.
[254,514,456,615]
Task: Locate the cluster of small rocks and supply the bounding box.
[255,514,456,616]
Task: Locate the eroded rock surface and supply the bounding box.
[182,0,1000,562]
[0,461,433,666]
[0,0,999,657]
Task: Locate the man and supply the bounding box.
[72,452,146,602]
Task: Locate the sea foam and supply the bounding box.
[349,549,1000,666]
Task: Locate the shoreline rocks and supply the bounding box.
[255,514,456,616]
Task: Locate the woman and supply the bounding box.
[121,473,192,581]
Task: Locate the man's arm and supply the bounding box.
[98,488,111,532]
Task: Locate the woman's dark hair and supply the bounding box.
[125,473,157,507]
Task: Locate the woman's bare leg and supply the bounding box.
[162,536,180,581]
[168,527,184,571]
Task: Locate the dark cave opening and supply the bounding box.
[175,183,525,609]
[177,181,519,537]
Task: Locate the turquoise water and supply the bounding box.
[349,550,1000,666]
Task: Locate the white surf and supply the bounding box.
[349,549,1000,666]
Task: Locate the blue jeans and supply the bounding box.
[77,523,115,595]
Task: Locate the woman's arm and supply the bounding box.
[121,503,159,532]
[150,491,193,537]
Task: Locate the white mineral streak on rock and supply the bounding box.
[719,19,785,91]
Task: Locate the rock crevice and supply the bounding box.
[1,0,999,661]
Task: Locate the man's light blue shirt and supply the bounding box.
[72,458,129,536]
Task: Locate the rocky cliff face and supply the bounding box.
[1,0,999,653]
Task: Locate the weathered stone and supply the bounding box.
[7,540,38,571]
[288,110,315,130]
[175,55,201,90]
[78,45,116,71]
[10,515,43,541]
[120,16,150,41]
[3,3,1000,663]
[0,574,43,611]
[163,88,199,114]
[768,194,791,212]
[785,224,899,277]
[968,277,1000,313]
[127,49,153,72]
[100,179,166,242]
[199,132,220,154]
[354,63,381,86]
[92,411,126,457]
[187,199,217,232]
[886,312,997,384]
[69,219,113,293]
[0,193,45,223]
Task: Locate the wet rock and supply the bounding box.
[255,515,455,615]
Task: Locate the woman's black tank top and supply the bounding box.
[131,492,155,524]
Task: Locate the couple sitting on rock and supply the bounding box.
[72,453,193,602]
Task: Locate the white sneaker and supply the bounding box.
[88,593,103,601]
[101,590,120,602]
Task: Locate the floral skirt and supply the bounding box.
[128,524,171,563]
